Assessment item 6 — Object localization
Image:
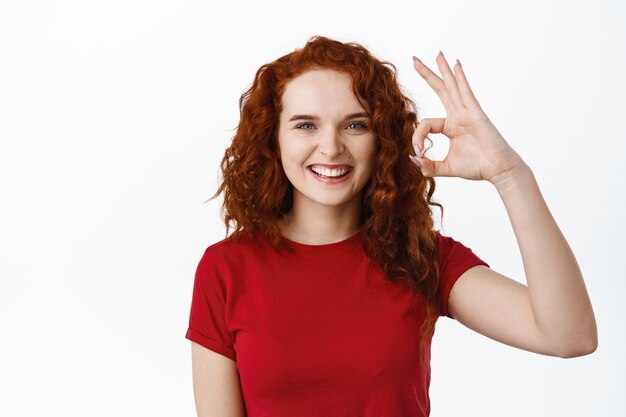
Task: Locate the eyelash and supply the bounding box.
[295,121,368,130]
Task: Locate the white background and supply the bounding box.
[1,0,624,416]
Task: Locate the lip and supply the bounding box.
[307,163,353,169]
[307,165,353,184]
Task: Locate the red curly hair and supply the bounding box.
[211,36,444,363]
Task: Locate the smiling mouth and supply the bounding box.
[307,165,353,178]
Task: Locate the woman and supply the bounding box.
[185,36,597,416]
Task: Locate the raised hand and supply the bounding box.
[410,52,525,185]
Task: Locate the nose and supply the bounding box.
[317,127,345,158]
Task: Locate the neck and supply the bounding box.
[278,194,362,245]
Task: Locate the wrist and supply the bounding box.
[490,159,534,194]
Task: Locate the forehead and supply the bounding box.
[280,69,365,113]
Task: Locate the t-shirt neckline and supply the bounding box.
[281,229,363,252]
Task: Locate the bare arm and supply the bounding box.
[191,342,247,417]
[494,164,597,356]
[449,162,597,358]
[410,53,597,358]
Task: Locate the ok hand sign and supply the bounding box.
[410,52,525,185]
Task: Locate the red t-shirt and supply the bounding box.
[185,229,489,416]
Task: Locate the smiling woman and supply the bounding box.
[276,69,377,227]
[184,35,597,417]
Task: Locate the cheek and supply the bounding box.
[359,138,377,169]
[276,141,303,177]
[277,137,295,168]
[280,138,312,163]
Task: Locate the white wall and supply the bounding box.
[0,0,624,415]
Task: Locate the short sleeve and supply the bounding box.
[185,247,237,361]
[437,233,490,319]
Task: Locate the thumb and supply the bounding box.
[411,155,446,178]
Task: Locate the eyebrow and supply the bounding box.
[288,112,370,122]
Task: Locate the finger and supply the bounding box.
[409,155,448,178]
[453,59,482,109]
[412,117,445,156]
[412,56,454,112]
[435,52,464,109]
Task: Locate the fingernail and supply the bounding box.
[456,59,461,67]
[409,155,422,168]
[412,55,421,63]
[438,50,444,57]
[413,144,423,158]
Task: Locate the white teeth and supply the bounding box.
[310,165,349,177]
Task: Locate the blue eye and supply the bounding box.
[295,122,315,130]
[347,121,367,130]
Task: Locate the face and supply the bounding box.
[277,69,377,213]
